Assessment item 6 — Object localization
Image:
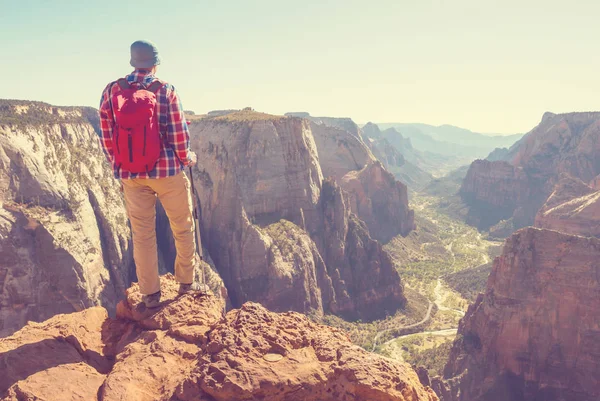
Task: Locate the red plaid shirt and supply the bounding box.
[98,69,191,179]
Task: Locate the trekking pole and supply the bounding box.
[188,165,206,288]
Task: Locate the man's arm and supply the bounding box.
[98,83,115,163]
[166,86,193,166]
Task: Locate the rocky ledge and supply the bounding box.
[0,275,438,401]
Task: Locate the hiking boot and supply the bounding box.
[178,282,210,295]
[142,291,161,308]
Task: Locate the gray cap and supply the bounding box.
[130,40,161,69]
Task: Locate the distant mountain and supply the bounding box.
[362,123,433,189]
[376,123,523,159]
[364,123,473,178]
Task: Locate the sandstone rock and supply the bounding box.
[189,111,408,320]
[459,159,534,230]
[439,228,600,401]
[534,175,600,238]
[0,102,133,337]
[341,161,415,242]
[460,112,600,232]
[0,275,439,401]
[310,121,376,181]
[316,179,407,320]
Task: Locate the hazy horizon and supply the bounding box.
[2,0,599,134]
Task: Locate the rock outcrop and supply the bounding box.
[460,112,600,231]
[285,112,362,139]
[0,101,133,337]
[310,121,376,181]
[341,161,415,242]
[534,175,600,238]
[189,110,409,320]
[459,159,534,230]
[438,228,600,401]
[0,275,439,401]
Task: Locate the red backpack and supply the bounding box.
[110,78,165,174]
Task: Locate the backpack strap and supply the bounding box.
[147,80,165,94]
[116,78,130,90]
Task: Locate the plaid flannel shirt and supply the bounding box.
[98,69,191,179]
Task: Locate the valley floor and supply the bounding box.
[316,191,502,377]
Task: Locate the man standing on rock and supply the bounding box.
[98,40,202,307]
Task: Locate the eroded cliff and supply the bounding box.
[189,110,409,320]
[0,101,133,337]
[437,228,600,401]
[460,112,600,232]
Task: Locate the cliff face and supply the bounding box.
[316,179,406,320]
[0,102,133,337]
[0,275,439,401]
[460,112,600,232]
[534,175,600,238]
[310,121,376,181]
[341,161,415,242]
[459,160,535,230]
[189,111,409,320]
[438,228,600,401]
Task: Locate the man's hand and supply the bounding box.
[187,151,197,167]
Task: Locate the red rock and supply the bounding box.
[439,228,600,401]
[534,174,600,237]
[460,112,600,232]
[341,161,415,242]
[189,112,409,320]
[0,275,438,401]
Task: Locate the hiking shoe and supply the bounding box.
[141,291,161,308]
[178,282,210,295]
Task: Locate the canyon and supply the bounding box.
[460,112,600,233]
[1,102,415,338]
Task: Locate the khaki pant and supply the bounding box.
[122,171,196,295]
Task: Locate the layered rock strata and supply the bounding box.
[437,228,600,401]
[460,112,600,231]
[0,101,133,337]
[188,111,411,320]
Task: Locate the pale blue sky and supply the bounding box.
[1,0,599,133]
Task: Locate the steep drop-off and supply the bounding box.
[0,101,133,337]
[189,110,411,320]
[436,228,600,401]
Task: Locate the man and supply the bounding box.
[98,40,201,307]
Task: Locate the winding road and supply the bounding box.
[371,300,434,352]
[371,278,467,352]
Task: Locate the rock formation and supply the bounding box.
[188,110,411,320]
[191,111,405,318]
[459,159,534,230]
[0,100,228,337]
[309,121,376,181]
[285,112,362,139]
[534,174,600,238]
[460,112,600,232]
[437,228,600,401]
[341,161,415,242]
[0,275,439,401]
[0,101,133,337]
